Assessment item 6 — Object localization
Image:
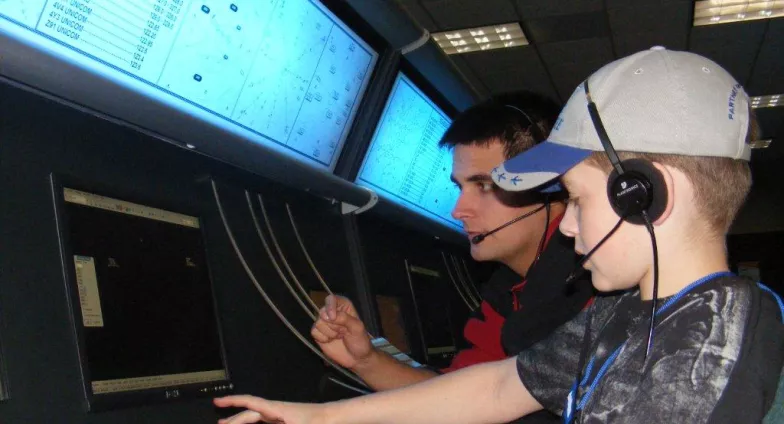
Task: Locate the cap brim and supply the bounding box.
[491,141,593,192]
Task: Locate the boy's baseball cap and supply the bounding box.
[491,46,752,192]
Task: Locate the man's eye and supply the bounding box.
[479,182,494,192]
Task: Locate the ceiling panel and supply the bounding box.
[747,19,784,96]
[524,12,611,44]
[608,2,691,57]
[537,38,615,100]
[461,46,560,101]
[421,0,518,30]
[397,1,439,31]
[605,0,693,8]
[689,20,768,87]
[447,55,492,100]
[537,37,615,68]
[513,0,604,19]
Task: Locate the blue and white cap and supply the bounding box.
[491,46,752,192]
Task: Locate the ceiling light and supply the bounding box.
[750,94,783,109]
[750,138,772,149]
[694,0,784,26]
[432,22,528,55]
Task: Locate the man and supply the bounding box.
[310,91,594,423]
[214,47,784,424]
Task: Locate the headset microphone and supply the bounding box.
[565,216,625,283]
[471,204,546,244]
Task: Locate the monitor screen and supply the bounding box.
[355,73,461,232]
[54,185,230,410]
[406,264,457,368]
[0,0,377,170]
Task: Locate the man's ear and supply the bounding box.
[651,161,674,226]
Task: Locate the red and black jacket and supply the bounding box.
[442,215,594,373]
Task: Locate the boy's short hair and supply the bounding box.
[489,47,754,233]
[438,90,561,160]
[584,152,750,234]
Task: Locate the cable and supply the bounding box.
[245,191,317,321]
[400,28,430,55]
[285,203,334,296]
[450,254,481,308]
[641,210,658,359]
[441,251,476,310]
[459,257,483,301]
[327,376,370,395]
[210,180,369,388]
[257,194,319,312]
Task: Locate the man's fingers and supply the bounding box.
[325,295,337,320]
[311,322,344,343]
[331,311,366,334]
[310,325,330,343]
[312,319,345,340]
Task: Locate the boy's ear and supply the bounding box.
[651,161,674,226]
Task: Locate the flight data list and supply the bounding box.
[357,73,461,231]
[0,0,377,168]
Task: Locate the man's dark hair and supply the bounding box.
[439,91,562,160]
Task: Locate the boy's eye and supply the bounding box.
[479,182,494,192]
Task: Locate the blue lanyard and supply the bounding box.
[562,271,734,424]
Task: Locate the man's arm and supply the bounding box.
[311,295,439,391]
[215,356,543,424]
[350,345,438,390]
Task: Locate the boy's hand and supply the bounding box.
[214,395,326,424]
[311,295,375,370]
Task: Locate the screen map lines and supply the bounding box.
[0,0,377,169]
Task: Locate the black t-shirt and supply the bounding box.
[474,230,593,424]
[516,274,784,424]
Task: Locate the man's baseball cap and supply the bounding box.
[491,46,752,192]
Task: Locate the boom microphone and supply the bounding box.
[471,204,546,244]
[565,216,625,283]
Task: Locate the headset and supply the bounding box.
[562,79,668,424]
[583,81,667,224]
[582,78,665,356]
[504,104,547,146]
[469,103,552,262]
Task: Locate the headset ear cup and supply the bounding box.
[606,159,667,225]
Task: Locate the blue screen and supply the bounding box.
[0,0,377,170]
[356,73,462,232]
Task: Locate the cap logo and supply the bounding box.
[728,83,741,120]
[553,117,564,131]
[621,181,627,189]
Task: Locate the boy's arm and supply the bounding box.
[215,356,543,424]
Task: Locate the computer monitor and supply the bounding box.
[51,176,230,411]
[0,1,378,171]
[355,72,461,232]
[405,264,457,368]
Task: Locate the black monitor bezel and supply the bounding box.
[49,172,232,412]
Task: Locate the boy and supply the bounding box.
[312,91,593,423]
[215,47,784,424]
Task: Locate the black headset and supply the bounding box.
[583,80,667,225]
[501,104,551,263]
[582,79,664,360]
